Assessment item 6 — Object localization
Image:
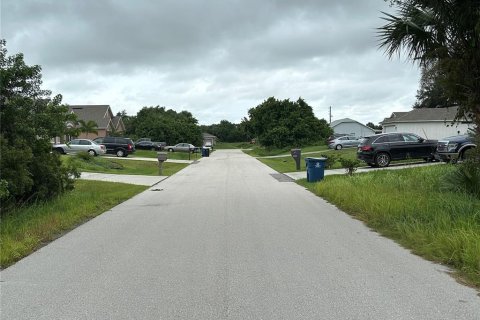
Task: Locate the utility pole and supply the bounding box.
[329,106,332,124]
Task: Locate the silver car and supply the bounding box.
[328,136,360,150]
[53,139,106,156]
[165,143,196,152]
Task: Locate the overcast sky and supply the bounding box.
[2,0,420,125]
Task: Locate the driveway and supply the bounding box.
[1,150,478,319]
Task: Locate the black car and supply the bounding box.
[357,132,437,167]
[135,140,166,151]
[93,137,135,157]
[436,134,476,163]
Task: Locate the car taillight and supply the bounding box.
[128,144,132,150]
[360,145,373,152]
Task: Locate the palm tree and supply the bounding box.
[78,120,98,138]
[377,0,480,135]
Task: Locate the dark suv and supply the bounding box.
[357,132,437,167]
[93,137,135,157]
[436,134,476,163]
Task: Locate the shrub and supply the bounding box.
[320,153,338,169]
[441,160,480,198]
[76,151,94,161]
[339,157,361,176]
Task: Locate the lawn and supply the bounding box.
[63,154,189,176]
[243,143,329,157]
[297,165,480,288]
[257,148,358,172]
[132,149,201,160]
[0,180,147,268]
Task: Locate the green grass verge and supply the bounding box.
[257,148,358,172]
[297,165,480,287]
[214,142,253,149]
[63,155,189,176]
[0,180,147,268]
[132,150,200,160]
[244,144,332,157]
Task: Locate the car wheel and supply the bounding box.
[55,147,65,154]
[116,149,125,157]
[168,148,174,152]
[335,144,343,150]
[88,149,97,156]
[375,152,391,167]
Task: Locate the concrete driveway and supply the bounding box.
[1,150,478,319]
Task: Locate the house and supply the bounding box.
[68,105,125,139]
[380,106,473,140]
[330,118,376,138]
[202,133,217,147]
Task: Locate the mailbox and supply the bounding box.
[291,149,301,170]
[157,152,167,162]
[157,152,167,175]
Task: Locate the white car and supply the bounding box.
[53,139,106,156]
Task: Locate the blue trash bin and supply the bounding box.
[202,147,210,157]
[305,157,327,182]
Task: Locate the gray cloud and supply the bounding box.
[2,0,420,125]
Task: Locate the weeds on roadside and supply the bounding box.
[339,157,361,175]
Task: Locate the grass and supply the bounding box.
[63,155,189,176]
[0,180,147,268]
[214,142,253,149]
[297,165,480,288]
[132,149,201,160]
[243,143,330,157]
[257,148,358,172]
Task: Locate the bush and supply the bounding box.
[339,157,361,176]
[441,160,480,198]
[320,153,338,169]
[76,151,94,161]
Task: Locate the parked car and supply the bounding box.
[135,140,166,151]
[165,143,196,152]
[357,132,438,167]
[326,133,345,145]
[436,134,476,163]
[93,137,135,157]
[52,139,106,156]
[328,136,360,150]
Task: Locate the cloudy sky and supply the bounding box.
[2,0,420,125]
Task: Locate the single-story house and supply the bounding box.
[381,106,473,140]
[202,133,217,147]
[330,118,376,138]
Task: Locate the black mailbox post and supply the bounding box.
[157,152,167,175]
[291,149,301,170]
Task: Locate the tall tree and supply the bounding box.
[378,0,480,135]
[0,40,78,209]
[78,120,98,138]
[413,60,450,108]
[247,97,332,148]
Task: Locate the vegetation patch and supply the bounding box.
[64,155,188,176]
[297,165,480,288]
[0,180,147,268]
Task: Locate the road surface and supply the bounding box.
[1,150,479,319]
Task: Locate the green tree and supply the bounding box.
[133,106,202,145]
[247,97,332,148]
[413,60,451,108]
[0,40,78,209]
[366,122,383,131]
[78,119,98,138]
[201,120,249,142]
[378,0,480,135]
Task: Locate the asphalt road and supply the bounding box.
[1,150,479,319]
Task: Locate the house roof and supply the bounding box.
[330,118,375,131]
[112,116,125,131]
[381,106,470,124]
[202,133,217,139]
[69,105,113,129]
